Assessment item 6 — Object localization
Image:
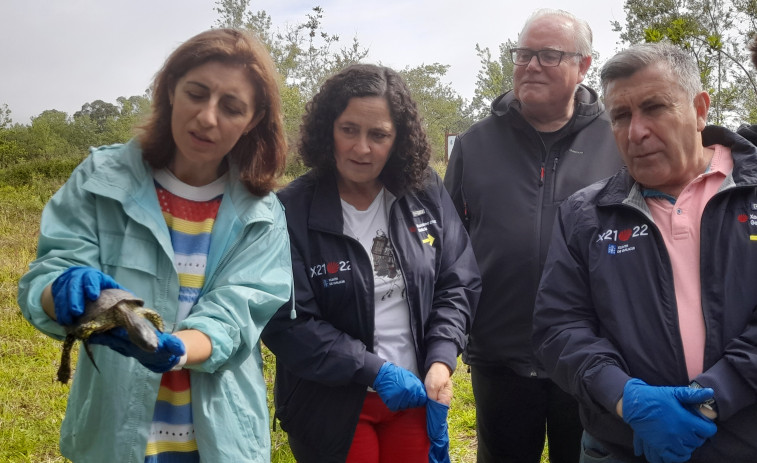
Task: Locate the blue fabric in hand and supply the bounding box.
[622,378,717,463]
[89,327,186,373]
[51,266,124,325]
[427,398,451,463]
[372,362,427,412]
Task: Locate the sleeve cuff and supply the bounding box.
[694,358,756,420]
[585,363,631,415]
[171,353,188,371]
[424,340,459,374]
[355,352,386,387]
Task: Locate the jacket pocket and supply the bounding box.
[100,231,159,276]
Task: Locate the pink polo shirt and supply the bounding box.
[644,144,732,379]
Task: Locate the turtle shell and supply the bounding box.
[79,288,144,321]
[57,288,163,383]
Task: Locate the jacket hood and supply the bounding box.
[490,84,604,132]
[598,125,757,207]
[84,139,278,225]
[737,123,757,145]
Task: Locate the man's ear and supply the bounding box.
[577,55,592,83]
[694,91,710,131]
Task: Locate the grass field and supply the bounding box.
[0,161,548,462]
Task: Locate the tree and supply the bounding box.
[74,99,120,133]
[400,63,474,161]
[215,3,368,99]
[611,0,757,126]
[0,104,25,168]
[25,110,73,157]
[69,95,150,147]
[214,2,369,161]
[0,103,11,130]
[213,0,250,29]
[470,41,516,120]
[105,95,151,143]
[213,2,476,166]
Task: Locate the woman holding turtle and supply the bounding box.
[18,28,292,463]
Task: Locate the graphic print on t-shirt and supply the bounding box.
[370,229,405,301]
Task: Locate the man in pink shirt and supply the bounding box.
[533,42,757,462]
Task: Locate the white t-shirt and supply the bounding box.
[341,188,419,377]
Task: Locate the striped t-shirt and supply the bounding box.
[144,168,226,463]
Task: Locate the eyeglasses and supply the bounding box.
[509,48,582,67]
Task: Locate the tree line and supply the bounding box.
[1,0,755,174]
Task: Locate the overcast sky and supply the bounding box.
[0,0,626,124]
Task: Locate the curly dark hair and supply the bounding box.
[298,63,431,194]
[138,28,287,196]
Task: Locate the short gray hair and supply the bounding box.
[520,9,593,57]
[600,42,702,100]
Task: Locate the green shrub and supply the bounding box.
[0,155,82,188]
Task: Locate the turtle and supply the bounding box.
[57,288,165,383]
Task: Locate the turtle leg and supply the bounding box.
[139,309,164,332]
[57,336,75,383]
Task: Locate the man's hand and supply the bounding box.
[622,378,717,463]
[424,361,453,405]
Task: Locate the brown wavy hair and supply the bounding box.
[298,64,431,194]
[139,28,286,196]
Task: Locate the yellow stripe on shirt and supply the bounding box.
[156,387,191,406]
[162,212,215,235]
[145,440,199,455]
[178,273,204,290]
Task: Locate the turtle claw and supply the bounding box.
[83,342,100,373]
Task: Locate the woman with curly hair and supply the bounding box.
[262,63,481,462]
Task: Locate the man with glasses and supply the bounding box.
[444,8,622,463]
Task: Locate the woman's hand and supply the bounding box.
[46,266,124,324]
[425,362,453,405]
[373,362,428,411]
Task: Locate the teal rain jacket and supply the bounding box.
[18,140,293,463]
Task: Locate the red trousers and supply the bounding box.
[346,392,430,463]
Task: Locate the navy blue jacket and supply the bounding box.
[445,85,623,376]
[262,169,481,461]
[533,126,757,462]
[738,123,757,145]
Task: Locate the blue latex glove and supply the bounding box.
[372,362,427,412]
[89,327,186,373]
[622,378,717,463]
[51,266,124,325]
[427,398,451,463]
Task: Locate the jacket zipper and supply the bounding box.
[385,200,422,374]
